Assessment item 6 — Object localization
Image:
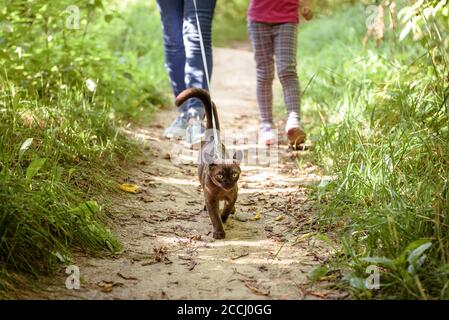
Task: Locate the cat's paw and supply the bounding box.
[213,231,226,239]
[221,207,235,223]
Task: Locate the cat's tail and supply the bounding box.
[175,88,220,131]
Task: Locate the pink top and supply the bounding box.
[248,0,299,24]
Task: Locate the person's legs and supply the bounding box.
[156,0,189,138]
[182,0,216,119]
[248,21,275,126]
[156,0,186,97]
[273,23,306,145]
[248,21,276,145]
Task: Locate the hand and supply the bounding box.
[301,7,314,21]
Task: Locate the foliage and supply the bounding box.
[0,0,167,291]
[0,0,167,119]
[213,0,249,47]
[296,1,449,298]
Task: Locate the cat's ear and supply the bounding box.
[233,150,243,165]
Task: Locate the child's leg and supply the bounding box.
[273,24,301,127]
[273,23,306,145]
[248,21,275,126]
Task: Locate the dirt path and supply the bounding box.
[36,47,346,300]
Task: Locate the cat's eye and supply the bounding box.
[216,174,223,179]
[232,173,239,178]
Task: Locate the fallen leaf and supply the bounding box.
[250,211,262,221]
[241,279,270,296]
[275,214,285,221]
[231,253,249,260]
[120,183,139,193]
[97,280,123,293]
[241,200,256,206]
[188,261,197,271]
[180,260,197,271]
[163,153,171,160]
[258,265,268,272]
[117,272,139,281]
[153,246,172,264]
[298,286,306,299]
[294,232,316,243]
[308,291,329,299]
[142,232,156,238]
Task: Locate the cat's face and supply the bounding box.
[209,162,241,190]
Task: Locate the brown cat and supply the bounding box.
[176,88,242,239]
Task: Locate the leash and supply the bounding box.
[192,0,222,159]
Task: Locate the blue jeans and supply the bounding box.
[156,0,216,120]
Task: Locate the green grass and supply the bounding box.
[89,1,169,120]
[295,3,449,299]
[0,81,124,295]
[0,0,167,295]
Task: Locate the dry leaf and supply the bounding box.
[295,232,316,243]
[241,279,270,296]
[250,211,261,221]
[120,183,139,193]
[117,272,138,281]
[97,280,123,293]
[297,286,306,299]
[275,214,285,221]
[180,260,197,271]
[163,153,171,160]
[308,290,329,299]
[231,253,249,260]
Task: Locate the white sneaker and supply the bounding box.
[285,112,306,146]
[163,114,188,139]
[259,123,275,146]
